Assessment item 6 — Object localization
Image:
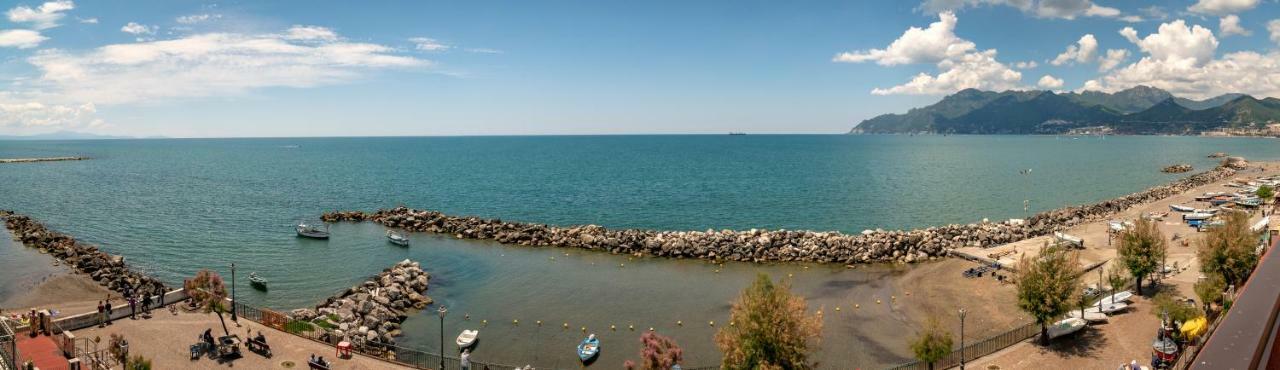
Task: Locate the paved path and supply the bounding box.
[16,334,67,370]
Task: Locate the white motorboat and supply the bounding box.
[296,221,330,239]
[1093,290,1134,305]
[1084,302,1129,315]
[1182,213,1214,221]
[456,329,478,349]
[1047,317,1087,339]
[1067,310,1108,323]
[386,230,409,246]
[1169,204,1196,213]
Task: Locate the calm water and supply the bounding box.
[1,135,1277,367]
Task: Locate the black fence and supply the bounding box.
[884,321,1038,370]
[0,319,14,370]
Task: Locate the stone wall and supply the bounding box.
[0,211,167,296]
[323,165,1241,265]
[288,259,432,348]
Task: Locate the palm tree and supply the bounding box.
[184,269,231,337]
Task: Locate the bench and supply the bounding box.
[247,338,271,357]
[308,360,331,370]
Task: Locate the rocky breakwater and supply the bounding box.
[0,210,167,295]
[1162,164,1192,173]
[322,163,1244,265]
[289,259,432,348]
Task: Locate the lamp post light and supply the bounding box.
[438,305,448,370]
[959,308,967,370]
[230,263,237,322]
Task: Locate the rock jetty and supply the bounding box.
[1162,164,1192,173]
[0,156,89,164]
[323,163,1242,265]
[1,211,167,295]
[289,259,432,348]
[1207,152,1227,158]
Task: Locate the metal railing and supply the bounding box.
[0,319,15,370]
[885,321,1039,370]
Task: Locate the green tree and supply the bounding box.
[1015,244,1083,345]
[909,317,953,370]
[1117,218,1167,295]
[184,269,232,337]
[1196,212,1260,288]
[1106,266,1128,302]
[623,331,683,370]
[126,355,152,370]
[715,274,823,370]
[1193,273,1226,313]
[1151,292,1203,324]
[1258,185,1275,203]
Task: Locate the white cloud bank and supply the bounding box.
[1188,0,1259,16]
[0,29,47,49]
[409,37,450,52]
[1050,34,1097,66]
[919,0,1134,21]
[1219,15,1249,37]
[834,12,1021,95]
[6,0,74,30]
[1038,74,1064,89]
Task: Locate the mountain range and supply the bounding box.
[850,86,1280,135]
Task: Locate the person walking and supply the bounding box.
[97,301,105,328]
[129,295,137,319]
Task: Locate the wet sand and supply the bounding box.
[0,228,115,317]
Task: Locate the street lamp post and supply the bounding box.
[959,308,967,370]
[230,263,237,322]
[438,305,448,370]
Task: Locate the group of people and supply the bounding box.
[308,353,331,368]
[96,284,166,327]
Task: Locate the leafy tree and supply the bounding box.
[184,269,232,337]
[909,317,953,370]
[1015,244,1083,345]
[1196,212,1260,288]
[126,355,152,370]
[715,274,823,370]
[1193,273,1226,313]
[1151,292,1203,324]
[1106,266,1128,302]
[623,331,683,370]
[1117,218,1167,295]
[1258,185,1275,203]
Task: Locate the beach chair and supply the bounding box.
[248,337,272,357]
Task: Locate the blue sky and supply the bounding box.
[1,0,1279,137]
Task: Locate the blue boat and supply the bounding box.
[577,334,600,363]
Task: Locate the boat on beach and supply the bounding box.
[386,230,409,246]
[248,272,268,289]
[1169,204,1195,213]
[1083,301,1129,315]
[296,221,330,239]
[1047,317,1087,339]
[1068,310,1108,323]
[456,329,478,349]
[577,334,600,363]
[1093,290,1133,305]
[1182,213,1214,221]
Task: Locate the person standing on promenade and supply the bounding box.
[97,301,105,327]
[128,294,137,319]
[142,294,152,315]
[105,298,114,325]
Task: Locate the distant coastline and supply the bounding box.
[0,156,89,164]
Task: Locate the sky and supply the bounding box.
[1,0,1279,137]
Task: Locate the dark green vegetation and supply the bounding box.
[851,86,1280,135]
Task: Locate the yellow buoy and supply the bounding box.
[891,295,896,300]
[649,327,655,331]
[629,325,635,331]
[855,304,861,308]
[876,299,882,304]
[481,319,488,326]
[816,310,823,315]
[537,320,543,326]
[550,257,555,260]
[787,273,793,278]
[581,327,587,332]
[563,323,569,328]
[709,321,715,326]
[620,263,625,267]
[610,325,616,331]
[677,320,683,326]
[729,321,735,326]
[513,319,519,325]
[835,307,841,311]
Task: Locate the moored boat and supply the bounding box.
[1182,213,1214,221]
[248,272,268,289]
[387,230,409,246]
[456,329,478,349]
[577,334,600,363]
[1047,317,1087,339]
[1169,204,1195,213]
[296,221,330,239]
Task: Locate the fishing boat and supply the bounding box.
[386,230,409,246]
[296,221,330,239]
[1192,208,1218,214]
[1083,301,1129,315]
[1169,204,1196,213]
[1067,310,1108,323]
[1093,290,1133,305]
[248,273,267,289]
[1047,317,1087,339]
[456,329,478,349]
[1182,213,1214,221]
[577,334,600,363]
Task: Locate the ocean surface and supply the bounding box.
[1,134,1278,367]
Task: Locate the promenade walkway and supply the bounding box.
[15,334,67,370]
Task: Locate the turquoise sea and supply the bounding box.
[1,135,1277,367]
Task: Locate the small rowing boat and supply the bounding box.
[1182,213,1214,221]
[296,221,330,239]
[578,334,600,363]
[1084,301,1129,315]
[1068,310,1108,323]
[386,230,409,246]
[1093,290,1133,305]
[248,272,268,290]
[1169,204,1195,213]
[456,329,478,349]
[1047,317,1087,339]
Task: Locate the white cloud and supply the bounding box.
[1119,15,1143,23]
[1092,19,1280,99]
[409,37,450,52]
[6,0,74,30]
[284,25,338,42]
[1119,20,1217,68]
[465,47,502,54]
[833,12,975,65]
[120,22,156,36]
[0,99,100,129]
[1219,15,1250,37]
[1038,74,1064,89]
[77,17,96,24]
[919,0,1132,20]
[1080,79,1104,91]
[1139,6,1168,21]
[1188,0,1259,16]
[0,29,47,49]
[871,50,1023,95]
[1097,48,1129,71]
[175,14,221,24]
[1270,19,1280,45]
[1014,60,1038,69]
[25,27,430,105]
[1050,34,1097,66]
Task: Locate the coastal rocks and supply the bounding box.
[321,161,1246,265]
[1223,157,1249,170]
[1208,152,1227,158]
[0,211,167,296]
[300,259,431,347]
[1162,164,1193,173]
